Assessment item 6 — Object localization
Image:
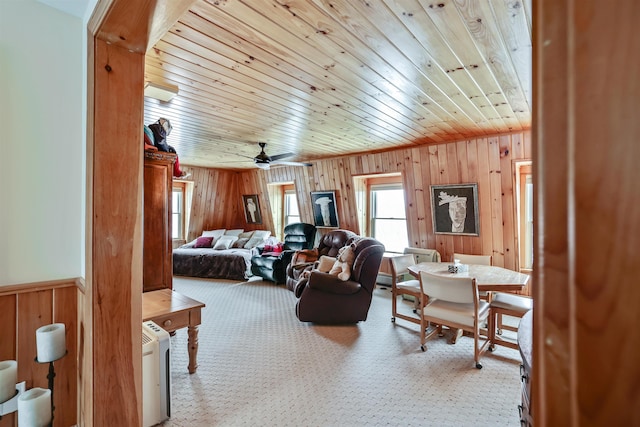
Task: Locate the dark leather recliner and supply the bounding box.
[285,229,358,292]
[250,222,317,284]
[294,237,385,324]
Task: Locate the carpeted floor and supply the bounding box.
[160,276,523,426]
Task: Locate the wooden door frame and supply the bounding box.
[85,1,195,425]
[84,0,640,425]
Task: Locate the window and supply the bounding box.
[369,178,408,253]
[172,183,186,240]
[516,162,533,270]
[284,189,300,226]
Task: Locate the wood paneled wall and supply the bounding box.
[183,131,531,276]
[0,279,81,427]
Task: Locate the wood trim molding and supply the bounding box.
[0,277,83,296]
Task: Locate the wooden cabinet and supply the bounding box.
[143,150,176,292]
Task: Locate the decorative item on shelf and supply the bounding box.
[447,259,469,274]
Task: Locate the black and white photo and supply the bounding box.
[310,191,339,228]
[430,184,479,236]
[243,194,262,224]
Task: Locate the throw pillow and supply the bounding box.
[194,236,215,248]
[238,231,254,239]
[213,235,238,250]
[224,229,244,237]
[316,255,336,273]
[244,236,265,249]
[232,237,250,248]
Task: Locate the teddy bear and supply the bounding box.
[329,243,356,281]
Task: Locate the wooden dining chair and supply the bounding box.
[390,254,425,328]
[419,271,491,369]
[488,292,533,350]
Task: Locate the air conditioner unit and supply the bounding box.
[403,247,442,264]
[142,321,171,427]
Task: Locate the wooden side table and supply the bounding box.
[142,289,205,374]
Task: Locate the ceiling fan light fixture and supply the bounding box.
[255,161,270,170]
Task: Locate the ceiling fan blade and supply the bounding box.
[269,152,294,161]
[270,160,312,167]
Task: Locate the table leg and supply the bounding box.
[187,325,199,374]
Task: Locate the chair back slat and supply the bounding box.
[452,253,492,266]
[419,271,476,304]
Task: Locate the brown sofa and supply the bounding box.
[285,229,358,292]
[294,236,385,324]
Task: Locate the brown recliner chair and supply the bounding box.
[294,237,385,324]
[285,229,358,292]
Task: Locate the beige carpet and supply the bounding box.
[160,276,523,426]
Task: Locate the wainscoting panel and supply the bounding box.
[0,280,79,427]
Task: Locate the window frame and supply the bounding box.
[367,174,408,253]
[515,161,533,272]
[172,181,186,241]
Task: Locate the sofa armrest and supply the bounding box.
[307,271,361,295]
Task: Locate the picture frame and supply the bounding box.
[242,194,262,224]
[310,191,339,228]
[430,183,479,236]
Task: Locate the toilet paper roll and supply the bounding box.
[0,360,17,403]
[18,387,51,427]
[36,323,66,363]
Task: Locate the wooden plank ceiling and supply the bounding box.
[144,0,532,169]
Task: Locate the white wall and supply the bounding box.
[0,0,84,285]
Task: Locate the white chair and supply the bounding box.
[419,271,491,369]
[452,253,493,301]
[390,254,425,330]
[452,253,492,266]
[488,292,533,350]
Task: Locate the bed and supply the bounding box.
[172,229,271,280]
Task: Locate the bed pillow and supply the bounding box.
[232,237,250,248]
[193,236,215,248]
[252,230,271,240]
[201,229,226,240]
[224,229,244,237]
[213,235,238,250]
[244,236,265,249]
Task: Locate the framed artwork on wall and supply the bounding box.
[243,194,262,224]
[310,191,339,228]
[430,183,479,236]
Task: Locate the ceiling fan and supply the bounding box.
[252,142,312,170]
